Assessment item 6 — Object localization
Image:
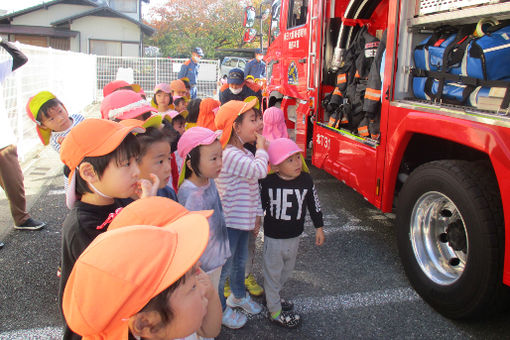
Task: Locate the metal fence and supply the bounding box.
[96,56,220,100]
[1,45,220,160]
[1,43,96,160]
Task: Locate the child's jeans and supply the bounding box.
[219,227,249,310]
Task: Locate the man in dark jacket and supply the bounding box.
[219,68,262,105]
[244,49,266,79]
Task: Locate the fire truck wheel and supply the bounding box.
[396,160,508,319]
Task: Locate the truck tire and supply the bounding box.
[396,160,508,319]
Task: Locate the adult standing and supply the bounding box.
[0,38,45,248]
[219,68,262,105]
[178,47,204,99]
[244,49,266,79]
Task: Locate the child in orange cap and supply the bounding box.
[59,118,158,340]
[171,79,188,98]
[26,91,85,152]
[63,197,222,339]
[213,99,269,328]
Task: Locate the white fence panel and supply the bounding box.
[0,48,220,160]
[0,43,96,160]
[96,56,220,99]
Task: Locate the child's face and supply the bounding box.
[197,141,222,179]
[276,152,302,179]
[173,120,185,135]
[235,109,258,144]
[138,141,172,189]
[158,265,208,339]
[255,112,263,135]
[94,156,140,198]
[173,90,187,97]
[156,91,171,109]
[40,103,71,132]
[175,101,186,112]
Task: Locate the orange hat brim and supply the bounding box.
[107,196,213,231]
[217,98,257,148]
[63,218,209,339]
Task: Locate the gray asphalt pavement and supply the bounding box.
[0,149,509,339]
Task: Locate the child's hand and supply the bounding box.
[252,216,262,236]
[137,173,159,198]
[315,227,325,246]
[57,136,65,145]
[196,267,216,301]
[255,133,268,150]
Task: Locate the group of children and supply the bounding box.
[26,76,325,339]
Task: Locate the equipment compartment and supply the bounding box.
[394,0,510,118]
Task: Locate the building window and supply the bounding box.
[90,40,122,56]
[110,0,137,13]
[90,39,139,56]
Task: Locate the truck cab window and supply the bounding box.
[287,0,307,28]
[270,0,281,42]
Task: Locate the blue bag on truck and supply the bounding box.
[462,25,510,81]
[413,77,473,104]
[414,26,467,74]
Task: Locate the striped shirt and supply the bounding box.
[215,145,268,231]
[50,113,85,153]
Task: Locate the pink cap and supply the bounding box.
[267,138,302,165]
[154,83,171,94]
[173,95,183,102]
[103,80,141,97]
[177,126,221,159]
[263,107,288,141]
[160,110,181,121]
[101,90,157,121]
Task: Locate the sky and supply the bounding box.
[1,0,167,17]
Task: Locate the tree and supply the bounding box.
[145,0,250,58]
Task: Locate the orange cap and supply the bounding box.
[62,216,210,340]
[108,196,213,231]
[170,79,186,92]
[196,98,220,131]
[214,99,257,148]
[60,118,144,209]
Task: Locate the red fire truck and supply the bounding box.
[246,0,510,318]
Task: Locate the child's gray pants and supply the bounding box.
[263,235,300,315]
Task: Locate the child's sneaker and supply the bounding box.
[245,273,264,296]
[221,306,247,329]
[224,277,231,298]
[262,296,294,311]
[270,310,301,329]
[227,292,262,314]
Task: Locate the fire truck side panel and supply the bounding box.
[296,101,309,154]
[313,123,377,202]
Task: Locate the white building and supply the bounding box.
[0,0,154,56]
